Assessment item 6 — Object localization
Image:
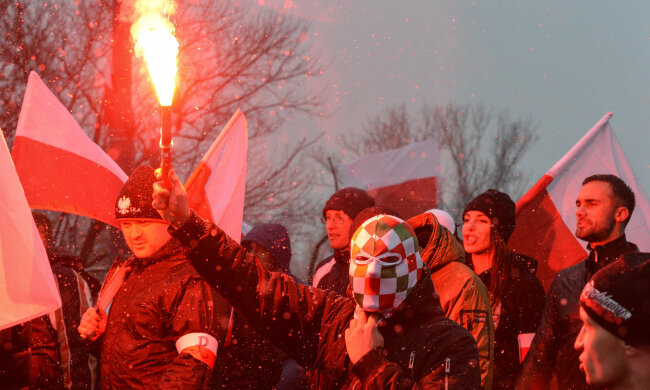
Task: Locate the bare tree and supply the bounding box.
[317,102,538,221]
[0,0,327,276]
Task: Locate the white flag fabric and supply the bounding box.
[509,112,650,290]
[0,131,61,331]
[341,139,439,219]
[185,109,248,243]
[11,72,127,227]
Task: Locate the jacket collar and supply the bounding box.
[334,247,350,265]
[585,234,637,275]
[381,267,444,334]
[131,238,184,271]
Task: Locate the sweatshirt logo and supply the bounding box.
[117,196,141,215]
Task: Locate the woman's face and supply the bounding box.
[462,210,492,254]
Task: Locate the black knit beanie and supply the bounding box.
[463,189,516,243]
[322,187,375,220]
[580,252,650,347]
[115,165,162,221]
[242,223,292,272]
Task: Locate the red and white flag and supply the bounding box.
[509,112,650,290]
[0,131,61,331]
[341,139,439,219]
[11,72,127,227]
[185,109,248,243]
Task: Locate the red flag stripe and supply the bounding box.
[12,136,125,227]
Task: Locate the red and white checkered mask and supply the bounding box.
[349,215,424,318]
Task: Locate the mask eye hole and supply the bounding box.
[378,255,401,265]
[353,254,372,265]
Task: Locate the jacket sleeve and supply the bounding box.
[445,276,494,390]
[351,334,481,389]
[515,276,561,390]
[172,210,350,370]
[157,274,222,389]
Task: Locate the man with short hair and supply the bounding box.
[517,174,639,389]
[312,187,375,294]
[78,166,222,389]
[575,252,650,390]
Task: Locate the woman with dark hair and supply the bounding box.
[462,190,545,389]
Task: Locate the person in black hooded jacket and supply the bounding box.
[153,169,481,389]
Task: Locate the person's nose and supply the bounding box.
[574,324,585,351]
[366,259,382,278]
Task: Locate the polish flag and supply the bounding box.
[509,112,650,290]
[0,131,61,331]
[185,109,248,243]
[341,139,438,219]
[11,72,127,227]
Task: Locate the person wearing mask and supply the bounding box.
[462,189,545,389]
[152,169,481,389]
[78,166,222,389]
[517,174,638,389]
[574,252,650,390]
[312,187,375,295]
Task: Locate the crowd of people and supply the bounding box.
[1,166,648,389]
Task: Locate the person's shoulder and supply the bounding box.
[315,254,335,271]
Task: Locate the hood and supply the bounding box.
[406,212,465,271]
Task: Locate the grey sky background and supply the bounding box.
[265,0,649,194]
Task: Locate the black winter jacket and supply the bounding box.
[99,239,220,389]
[312,247,350,295]
[0,315,61,389]
[470,253,545,389]
[516,235,638,390]
[48,246,99,389]
[173,211,481,389]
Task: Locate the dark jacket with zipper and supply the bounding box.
[312,247,351,295]
[516,234,638,390]
[173,211,481,389]
[99,238,220,389]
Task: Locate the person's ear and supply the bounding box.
[624,341,641,358]
[614,206,629,223]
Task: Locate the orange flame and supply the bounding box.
[131,0,178,106]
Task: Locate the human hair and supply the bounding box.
[583,174,635,226]
[465,226,516,302]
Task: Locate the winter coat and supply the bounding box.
[99,238,220,389]
[47,246,98,389]
[408,212,495,390]
[0,315,61,389]
[472,252,545,389]
[211,309,285,389]
[312,247,350,295]
[173,211,481,389]
[516,234,639,390]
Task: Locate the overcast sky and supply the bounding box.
[260,0,650,193]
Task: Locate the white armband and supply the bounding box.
[175,333,218,369]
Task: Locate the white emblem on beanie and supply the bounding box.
[117,196,141,216]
